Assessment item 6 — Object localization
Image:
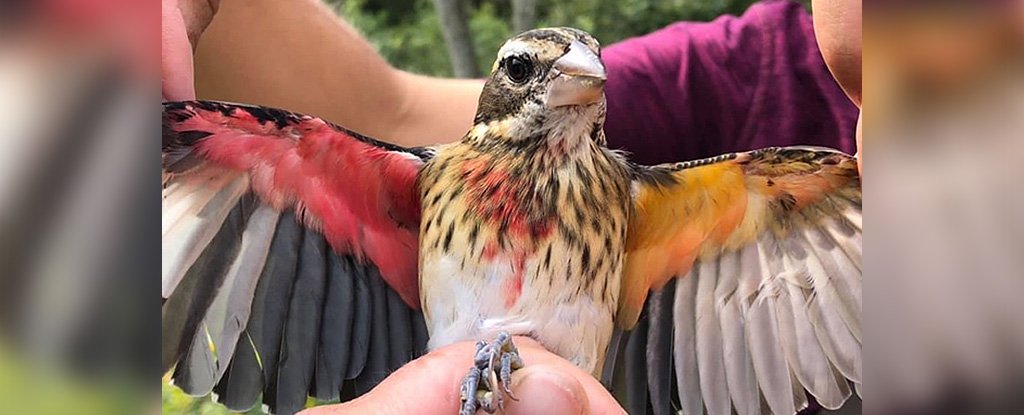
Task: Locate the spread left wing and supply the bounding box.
[612,147,861,415]
[162,101,432,414]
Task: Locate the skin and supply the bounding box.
[194,0,481,147]
[300,337,624,415]
[812,0,862,171]
[161,0,219,100]
[812,0,861,106]
[160,0,863,411]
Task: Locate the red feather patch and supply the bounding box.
[462,157,553,242]
[169,103,425,308]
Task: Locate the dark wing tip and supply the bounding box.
[646,280,676,415]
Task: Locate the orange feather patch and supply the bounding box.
[617,149,860,328]
[619,161,747,326]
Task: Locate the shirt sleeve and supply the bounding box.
[601,0,858,165]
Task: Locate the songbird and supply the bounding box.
[162,27,861,415]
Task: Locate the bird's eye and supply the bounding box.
[504,56,532,84]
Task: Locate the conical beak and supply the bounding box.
[548,40,607,108]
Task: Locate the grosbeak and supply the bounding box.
[162,28,861,415]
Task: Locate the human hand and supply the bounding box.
[299,336,626,415]
[162,0,219,100]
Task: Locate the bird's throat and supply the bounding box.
[466,103,605,158]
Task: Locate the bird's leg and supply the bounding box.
[458,331,524,414]
[459,365,483,415]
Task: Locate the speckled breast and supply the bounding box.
[415,141,632,374]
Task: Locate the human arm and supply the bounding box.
[193,0,482,147]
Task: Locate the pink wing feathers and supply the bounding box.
[163,100,426,306]
[162,101,432,414]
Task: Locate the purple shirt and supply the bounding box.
[602,0,858,165]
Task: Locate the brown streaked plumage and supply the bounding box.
[418,116,632,373]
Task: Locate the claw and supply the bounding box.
[500,353,522,401]
[457,331,525,415]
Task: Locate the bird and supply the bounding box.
[162,27,861,415]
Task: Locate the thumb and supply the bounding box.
[298,342,474,415]
[504,366,588,415]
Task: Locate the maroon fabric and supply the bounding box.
[601,0,858,165]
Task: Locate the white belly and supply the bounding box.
[419,250,618,375]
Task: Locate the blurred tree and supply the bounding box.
[512,0,537,33]
[431,0,481,77]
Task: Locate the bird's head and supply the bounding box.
[470,27,607,150]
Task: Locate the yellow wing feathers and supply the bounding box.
[618,147,861,328]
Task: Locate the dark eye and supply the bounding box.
[504,56,532,83]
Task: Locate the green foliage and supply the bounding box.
[0,342,147,415]
[469,2,514,73]
[540,0,772,42]
[331,0,454,76]
[328,0,810,77]
[162,378,324,414]
[162,380,260,414]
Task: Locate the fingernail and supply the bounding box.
[505,367,586,415]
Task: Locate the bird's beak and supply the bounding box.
[548,40,606,108]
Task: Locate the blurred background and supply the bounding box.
[864,2,1024,414]
[322,0,808,78]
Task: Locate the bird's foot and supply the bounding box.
[459,331,524,415]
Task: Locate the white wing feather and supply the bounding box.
[668,208,862,414]
[162,174,248,298]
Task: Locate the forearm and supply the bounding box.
[389,72,483,147]
[194,0,481,146]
